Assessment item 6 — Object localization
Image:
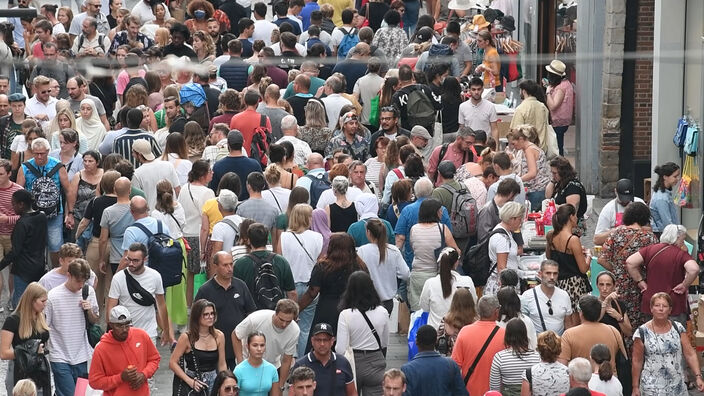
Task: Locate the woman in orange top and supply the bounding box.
[475,30,501,88]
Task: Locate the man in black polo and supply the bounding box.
[194,251,257,369]
[292,323,356,396]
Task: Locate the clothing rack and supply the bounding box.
[555,28,576,54]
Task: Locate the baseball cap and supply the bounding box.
[217,189,239,211]
[227,129,244,147]
[411,125,431,140]
[616,178,634,203]
[109,305,132,324]
[132,139,155,161]
[8,93,26,103]
[311,322,334,336]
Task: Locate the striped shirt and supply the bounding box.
[112,129,162,169]
[0,182,22,235]
[490,349,541,391]
[46,283,99,364]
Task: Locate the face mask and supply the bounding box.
[194,10,206,20]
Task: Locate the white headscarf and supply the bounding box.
[355,193,379,220]
[75,98,106,152]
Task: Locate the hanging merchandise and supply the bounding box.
[684,121,700,156]
[674,155,699,208]
[673,115,689,148]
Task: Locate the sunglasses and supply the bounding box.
[546,299,553,315]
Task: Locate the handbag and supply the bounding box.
[610,305,632,395]
[368,94,380,128]
[81,285,104,348]
[544,125,560,160]
[173,342,209,396]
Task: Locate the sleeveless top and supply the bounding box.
[549,234,582,280]
[74,172,98,220]
[185,347,219,372]
[410,223,444,273]
[521,145,551,192]
[329,202,357,233]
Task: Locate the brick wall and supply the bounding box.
[632,0,654,159]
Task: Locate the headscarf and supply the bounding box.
[75,99,106,152]
[311,208,332,254]
[354,193,379,220]
[179,83,207,108]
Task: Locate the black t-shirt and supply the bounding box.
[240,38,254,58]
[286,95,326,126]
[600,299,626,331]
[83,195,118,238]
[442,100,460,134]
[360,2,389,31]
[1,314,49,348]
[162,44,198,60]
[123,77,148,100]
[194,277,256,361]
[553,179,587,218]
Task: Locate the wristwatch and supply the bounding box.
[618,316,625,323]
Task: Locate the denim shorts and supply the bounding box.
[47,215,64,253]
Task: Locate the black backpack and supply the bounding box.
[23,161,63,218]
[131,220,184,288]
[305,171,331,207]
[250,114,270,169]
[248,252,284,310]
[462,228,510,286]
[423,43,453,72]
[406,87,436,136]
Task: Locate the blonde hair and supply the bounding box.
[498,201,525,223]
[12,379,37,396]
[193,30,215,58]
[14,283,49,340]
[288,203,312,233]
[512,124,539,145]
[264,164,282,186]
[154,27,170,47]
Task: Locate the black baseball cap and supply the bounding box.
[311,322,334,336]
[616,178,634,203]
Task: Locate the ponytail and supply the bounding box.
[598,360,613,381]
[590,344,613,381]
[437,247,459,298]
[366,219,388,263]
[551,204,575,234]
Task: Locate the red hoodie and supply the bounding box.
[89,327,161,396]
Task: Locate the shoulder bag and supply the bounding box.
[532,287,547,332]
[173,341,209,396]
[290,231,316,265]
[463,325,500,384]
[609,318,631,394]
[82,285,104,348]
[360,309,386,357]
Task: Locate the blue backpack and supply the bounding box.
[132,220,184,288]
[674,116,688,148]
[305,171,331,207]
[337,27,359,58]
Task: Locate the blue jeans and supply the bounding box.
[553,125,569,156]
[296,282,317,357]
[12,275,28,307]
[50,361,88,396]
[47,215,64,253]
[403,0,420,36]
[526,190,546,212]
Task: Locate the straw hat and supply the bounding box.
[469,14,490,31]
[545,60,566,76]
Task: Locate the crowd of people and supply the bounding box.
[0,0,697,395]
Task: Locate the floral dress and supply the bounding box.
[633,321,687,396]
[371,26,409,69]
[299,126,332,153]
[600,227,659,349]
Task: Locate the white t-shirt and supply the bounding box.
[253,20,278,46]
[281,230,323,283]
[151,204,186,240]
[335,306,389,353]
[131,0,171,25]
[270,42,307,56]
[108,267,165,338]
[46,284,98,364]
[262,186,291,214]
[321,94,353,131]
[234,309,300,368]
[10,135,26,153]
[133,160,180,211]
[357,244,409,301]
[589,373,624,396]
[39,269,97,292]
[488,224,519,272]
[419,271,477,329]
[497,313,538,350]
[594,197,646,235]
[458,98,498,133]
[316,186,363,209]
[520,286,573,335]
[178,183,215,237]
[299,30,332,46]
[161,154,193,186]
[486,173,527,206]
[330,26,356,49]
[211,214,243,252]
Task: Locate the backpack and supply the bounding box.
[248,252,284,310]
[674,116,688,148]
[423,43,452,72]
[461,227,510,286]
[250,114,270,169]
[305,171,331,207]
[441,183,477,239]
[406,88,436,137]
[78,33,106,54]
[131,220,184,288]
[337,27,359,58]
[23,161,63,218]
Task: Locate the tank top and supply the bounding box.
[410,223,444,273]
[74,172,97,220]
[550,234,582,280]
[521,145,551,192]
[185,347,219,372]
[329,202,358,233]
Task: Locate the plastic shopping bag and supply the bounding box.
[407,311,429,360]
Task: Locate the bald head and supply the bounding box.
[0,94,9,116]
[294,74,311,93]
[114,177,131,197]
[130,196,148,217]
[306,153,324,170]
[213,251,233,266]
